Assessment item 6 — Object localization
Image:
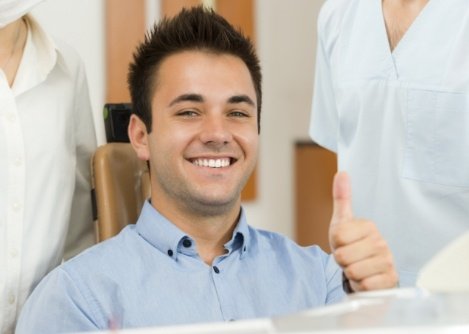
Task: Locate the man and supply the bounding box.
[0,1,96,332]
[309,0,469,286]
[16,6,397,333]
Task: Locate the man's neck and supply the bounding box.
[382,0,429,51]
[187,217,238,265]
[153,197,242,265]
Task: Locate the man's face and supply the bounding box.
[141,51,258,216]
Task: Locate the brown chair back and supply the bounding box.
[91,143,150,242]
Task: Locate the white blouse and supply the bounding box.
[0,15,97,333]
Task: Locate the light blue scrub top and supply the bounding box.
[310,0,469,286]
[16,201,344,333]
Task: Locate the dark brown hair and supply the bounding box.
[128,5,262,133]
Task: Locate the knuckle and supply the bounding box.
[385,255,394,269]
[334,249,346,265]
[344,266,358,281]
[331,226,348,245]
[375,238,388,252]
[360,279,374,291]
[390,270,399,285]
[358,218,375,229]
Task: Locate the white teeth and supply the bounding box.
[193,158,230,168]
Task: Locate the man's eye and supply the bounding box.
[229,111,249,117]
[177,110,199,117]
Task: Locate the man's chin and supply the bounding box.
[188,194,241,216]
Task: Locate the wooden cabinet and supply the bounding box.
[295,142,336,253]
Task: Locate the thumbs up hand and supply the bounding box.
[329,172,398,292]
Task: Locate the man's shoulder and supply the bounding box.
[250,226,328,259]
[61,225,137,276]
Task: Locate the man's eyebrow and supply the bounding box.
[168,94,255,107]
[169,94,204,107]
[228,95,255,106]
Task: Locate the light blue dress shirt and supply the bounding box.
[16,201,344,333]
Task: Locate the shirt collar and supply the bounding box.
[225,208,250,259]
[12,14,57,96]
[135,201,251,261]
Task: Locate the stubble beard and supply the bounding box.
[156,172,246,219]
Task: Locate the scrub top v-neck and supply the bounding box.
[310,0,469,286]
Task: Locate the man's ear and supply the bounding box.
[128,114,150,161]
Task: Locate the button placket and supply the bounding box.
[1,84,25,334]
[11,201,22,212]
[13,156,23,167]
[6,112,16,122]
[9,248,18,258]
[7,292,15,305]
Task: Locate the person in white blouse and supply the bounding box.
[310,0,469,287]
[0,1,97,332]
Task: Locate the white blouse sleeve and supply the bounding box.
[64,58,97,259]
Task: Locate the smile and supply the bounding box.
[191,158,232,168]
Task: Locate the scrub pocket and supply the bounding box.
[403,89,469,187]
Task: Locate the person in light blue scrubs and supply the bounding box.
[16,6,397,333]
[310,0,469,287]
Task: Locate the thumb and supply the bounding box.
[331,171,354,225]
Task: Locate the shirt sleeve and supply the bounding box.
[324,254,346,304]
[64,58,98,259]
[15,268,100,333]
[309,5,339,153]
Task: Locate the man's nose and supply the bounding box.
[199,115,233,146]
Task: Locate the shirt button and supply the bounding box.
[213,266,220,274]
[8,292,15,305]
[10,248,18,258]
[182,239,192,248]
[12,202,22,212]
[14,157,23,166]
[6,113,16,122]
